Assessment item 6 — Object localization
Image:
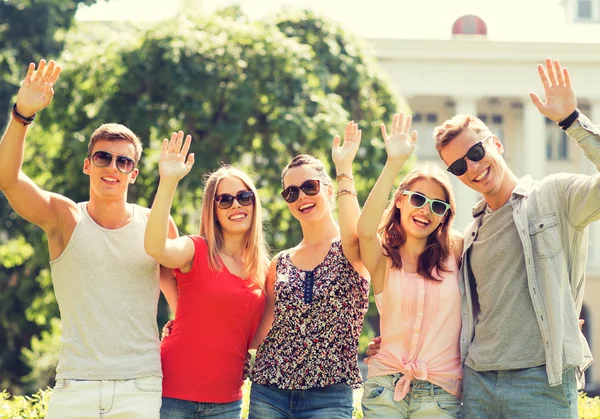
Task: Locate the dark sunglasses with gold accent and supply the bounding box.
[214,190,255,209]
[281,179,321,203]
[446,135,494,177]
[91,151,136,174]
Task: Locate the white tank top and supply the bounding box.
[50,202,161,379]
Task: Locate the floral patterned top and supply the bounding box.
[252,239,369,389]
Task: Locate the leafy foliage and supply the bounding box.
[0,6,408,393]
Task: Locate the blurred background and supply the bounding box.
[1,0,599,398]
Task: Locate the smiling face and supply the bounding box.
[440,129,508,197]
[282,165,333,224]
[214,176,254,236]
[397,178,448,241]
[83,139,139,199]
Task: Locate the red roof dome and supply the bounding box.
[452,15,488,36]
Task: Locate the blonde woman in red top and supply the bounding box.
[145,132,269,418]
[358,113,463,418]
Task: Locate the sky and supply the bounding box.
[75,0,600,43]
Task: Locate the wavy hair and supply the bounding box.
[378,163,456,280]
[199,165,269,288]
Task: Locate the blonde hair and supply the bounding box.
[199,166,269,288]
[378,163,456,280]
[434,114,491,153]
[87,123,143,162]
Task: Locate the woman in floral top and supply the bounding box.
[249,122,370,418]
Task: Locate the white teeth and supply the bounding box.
[413,216,430,225]
[102,177,118,183]
[299,203,315,211]
[474,168,489,182]
[229,214,246,221]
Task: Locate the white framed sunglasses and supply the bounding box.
[402,191,450,216]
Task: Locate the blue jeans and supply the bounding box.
[160,397,242,419]
[248,382,354,419]
[361,373,461,418]
[462,365,578,419]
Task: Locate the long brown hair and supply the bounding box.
[199,166,269,288]
[378,163,456,280]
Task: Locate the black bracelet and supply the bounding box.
[557,108,579,131]
[11,103,35,125]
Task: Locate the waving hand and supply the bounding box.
[381,113,417,162]
[159,131,195,182]
[16,60,61,117]
[530,58,577,122]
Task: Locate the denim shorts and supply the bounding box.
[361,373,461,418]
[248,382,354,419]
[160,397,242,419]
[462,365,577,419]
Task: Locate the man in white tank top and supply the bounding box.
[0,60,178,418]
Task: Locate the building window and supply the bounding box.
[578,0,593,19]
[545,118,569,160]
[576,0,599,20]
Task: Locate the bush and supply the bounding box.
[2,386,600,419]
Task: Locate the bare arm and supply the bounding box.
[159,216,180,314]
[332,122,368,277]
[357,114,416,294]
[144,132,196,270]
[249,255,278,349]
[0,60,73,234]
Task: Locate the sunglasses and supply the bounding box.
[446,135,494,177]
[402,191,450,217]
[91,151,136,174]
[281,179,321,203]
[214,190,255,209]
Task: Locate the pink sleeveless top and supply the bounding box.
[366,256,462,400]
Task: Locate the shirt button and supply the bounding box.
[414,333,419,337]
[417,312,422,316]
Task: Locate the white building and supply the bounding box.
[367,1,600,390]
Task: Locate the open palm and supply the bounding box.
[332,121,361,169]
[530,58,577,122]
[381,113,417,161]
[159,131,195,181]
[15,60,61,117]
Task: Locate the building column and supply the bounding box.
[522,99,546,181]
[452,97,480,232]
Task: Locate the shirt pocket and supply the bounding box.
[528,214,562,259]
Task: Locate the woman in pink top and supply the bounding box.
[145,132,269,418]
[357,113,463,418]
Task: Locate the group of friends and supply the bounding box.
[1,56,599,419]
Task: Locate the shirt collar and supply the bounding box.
[470,175,534,218]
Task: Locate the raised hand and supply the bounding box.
[159,131,194,182]
[530,58,577,122]
[332,121,361,173]
[15,60,61,117]
[381,113,417,162]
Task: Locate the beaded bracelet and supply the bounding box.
[336,174,354,183]
[337,189,357,198]
[11,103,35,126]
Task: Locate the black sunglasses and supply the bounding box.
[446,135,493,177]
[91,151,136,174]
[402,191,450,216]
[214,190,255,209]
[281,179,321,203]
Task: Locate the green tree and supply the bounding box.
[0,7,408,393]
